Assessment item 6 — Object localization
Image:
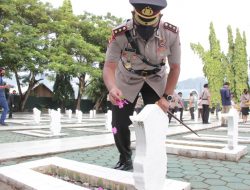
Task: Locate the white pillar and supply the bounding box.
[105,110,112,132]
[130,104,168,190]
[89,110,94,118]
[50,109,61,135]
[221,108,239,150]
[33,107,41,124]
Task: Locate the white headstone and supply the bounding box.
[105,110,112,132]
[33,107,41,124]
[217,111,222,123]
[194,110,198,122]
[77,110,82,123]
[50,109,61,135]
[130,104,168,190]
[221,108,239,150]
[89,110,94,118]
[93,109,96,117]
[68,109,72,119]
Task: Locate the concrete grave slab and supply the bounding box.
[165,139,247,162]
[184,133,250,144]
[13,129,68,137]
[0,157,190,190]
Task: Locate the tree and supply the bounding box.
[0,0,51,111]
[191,22,248,105]
[191,22,224,106]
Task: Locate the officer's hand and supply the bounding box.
[109,87,123,105]
[156,97,170,113]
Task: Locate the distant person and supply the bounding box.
[8,90,17,119]
[200,83,211,124]
[189,92,195,120]
[240,89,250,123]
[0,68,12,126]
[168,93,178,123]
[176,92,184,121]
[220,82,231,126]
[197,97,203,119]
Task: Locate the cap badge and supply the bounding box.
[142,6,154,17]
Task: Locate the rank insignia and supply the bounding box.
[164,22,178,33]
[113,26,127,37]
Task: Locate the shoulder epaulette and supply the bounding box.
[112,25,128,37]
[164,22,178,33]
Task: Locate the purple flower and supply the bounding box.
[112,127,117,134]
[98,187,104,190]
[116,98,129,109]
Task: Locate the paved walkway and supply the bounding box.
[0,111,249,190]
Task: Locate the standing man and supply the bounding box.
[200,83,211,124]
[220,82,231,126]
[103,0,181,171]
[176,92,184,121]
[0,68,11,126]
[189,92,195,120]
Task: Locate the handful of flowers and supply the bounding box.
[116,97,129,108]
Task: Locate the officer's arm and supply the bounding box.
[103,61,117,92]
[164,63,180,95]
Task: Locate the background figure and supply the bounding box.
[200,83,211,124]
[134,94,144,114]
[168,94,178,123]
[8,90,16,119]
[220,82,231,126]
[240,89,250,123]
[189,92,195,120]
[177,92,184,121]
[0,68,11,126]
[103,0,181,171]
[197,98,203,119]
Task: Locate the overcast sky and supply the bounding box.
[42,0,250,81]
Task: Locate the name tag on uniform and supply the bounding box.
[124,48,136,53]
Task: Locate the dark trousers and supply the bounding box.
[179,108,183,121]
[111,83,160,163]
[189,107,195,120]
[202,104,209,123]
[0,97,9,124]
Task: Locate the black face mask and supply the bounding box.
[136,25,156,41]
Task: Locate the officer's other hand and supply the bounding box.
[156,97,170,113]
[109,87,123,105]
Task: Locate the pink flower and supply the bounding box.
[112,127,117,134]
[98,187,103,190]
[116,98,129,109]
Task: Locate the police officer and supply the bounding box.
[0,68,11,126]
[103,0,181,171]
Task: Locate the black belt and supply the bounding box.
[130,68,161,77]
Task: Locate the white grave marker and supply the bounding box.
[77,110,82,123]
[105,110,112,132]
[89,110,94,118]
[50,109,61,135]
[221,108,239,150]
[130,104,169,190]
[33,107,41,124]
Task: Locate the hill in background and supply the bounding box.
[177,77,207,93]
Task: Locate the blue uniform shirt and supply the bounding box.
[0,77,6,98]
[220,87,231,106]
